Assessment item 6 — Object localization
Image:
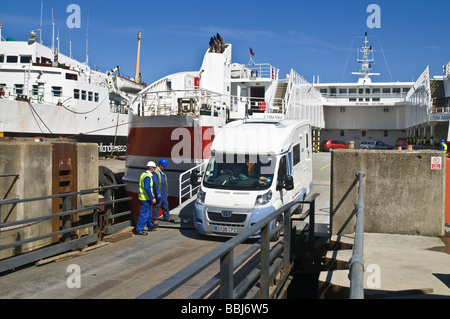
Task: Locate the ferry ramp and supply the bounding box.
[1,152,448,299]
[0,154,330,299]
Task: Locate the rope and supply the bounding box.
[340,38,355,82]
[27,100,53,134]
[378,38,394,82]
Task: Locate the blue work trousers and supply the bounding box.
[136,200,154,231]
[153,195,170,220]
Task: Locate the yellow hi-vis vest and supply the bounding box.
[138,171,154,201]
[154,168,168,191]
[444,143,448,152]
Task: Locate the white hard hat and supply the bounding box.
[146,161,156,168]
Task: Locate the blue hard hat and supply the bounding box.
[159,159,168,167]
[440,139,446,143]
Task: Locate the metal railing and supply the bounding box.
[178,161,207,206]
[348,172,366,299]
[0,184,131,273]
[138,193,319,299]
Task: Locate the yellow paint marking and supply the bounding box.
[320,163,331,171]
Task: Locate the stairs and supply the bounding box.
[430,79,446,108]
[273,82,288,112]
[318,234,355,299]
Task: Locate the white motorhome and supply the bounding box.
[192,119,313,238]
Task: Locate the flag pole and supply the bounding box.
[248,46,255,65]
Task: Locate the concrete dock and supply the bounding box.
[0,153,448,299]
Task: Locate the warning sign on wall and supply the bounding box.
[431,157,442,170]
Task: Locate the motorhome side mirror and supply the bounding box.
[284,175,294,191]
[190,171,201,186]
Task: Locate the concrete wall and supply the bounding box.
[0,140,98,260]
[331,149,445,237]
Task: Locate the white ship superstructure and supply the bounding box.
[315,33,450,148]
[404,62,450,146]
[123,34,324,221]
[0,23,141,156]
[315,33,414,146]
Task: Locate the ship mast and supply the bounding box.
[352,32,380,84]
[134,31,142,83]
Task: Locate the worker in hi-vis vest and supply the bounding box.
[152,159,174,224]
[440,139,448,152]
[134,161,157,235]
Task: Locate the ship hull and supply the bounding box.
[124,113,226,224]
[0,98,128,157]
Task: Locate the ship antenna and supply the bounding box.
[51,8,54,51]
[40,0,43,44]
[351,32,379,82]
[85,10,90,65]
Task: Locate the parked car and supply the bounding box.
[359,140,395,150]
[320,139,348,152]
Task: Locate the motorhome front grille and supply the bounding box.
[207,212,247,223]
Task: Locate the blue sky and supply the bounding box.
[1,0,449,84]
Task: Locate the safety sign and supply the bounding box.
[431,157,442,170]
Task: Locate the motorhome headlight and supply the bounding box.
[196,188,206,204]
[255,190,272,206]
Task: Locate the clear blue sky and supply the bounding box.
[1,0,449,84]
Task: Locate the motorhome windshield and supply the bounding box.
[203,154,275,190]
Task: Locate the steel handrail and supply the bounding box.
[139,193,319,299]
[178,162,207,205]
[348,172,366,299]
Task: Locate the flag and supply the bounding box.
[249,47,255,56]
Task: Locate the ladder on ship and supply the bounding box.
[23,65,31,97]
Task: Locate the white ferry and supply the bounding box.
[0,22,144,157]
[123,34,324,220]
[315,33,450,148]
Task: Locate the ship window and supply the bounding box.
[66,73,78,81]
[319,89,327,94]
[372,88,380,94]
[293,143,301,166]
[392,88,400,94]
[81,90,86,100]
[402,88,410,94]
[0,55,4,63]
[349,88,357,95]
[382,88,390,94]
[339,88,347,94]
[52,86,62,97]
[94,92,99,102]
[74,89,80,99]
[14,84,24,94]
[7,56,18,63]
[31,85,38,96]
[20,55,32,63]
[358,88,364,94]
[88,91,93,101]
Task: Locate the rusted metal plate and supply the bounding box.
[51,143,78,242]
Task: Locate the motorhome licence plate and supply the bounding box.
[215,225,237,233]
